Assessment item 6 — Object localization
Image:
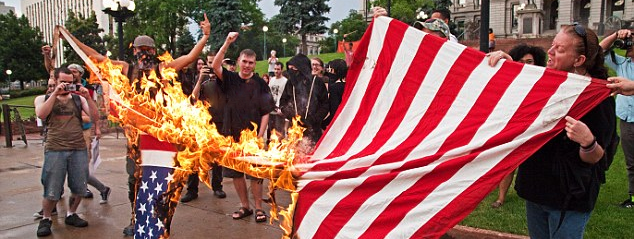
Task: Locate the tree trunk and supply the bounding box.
[301,34,308,55]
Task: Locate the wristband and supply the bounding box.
[581,137,596,149]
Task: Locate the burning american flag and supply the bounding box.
[291,17,610,238]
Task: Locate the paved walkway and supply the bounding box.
[0,133,527,238]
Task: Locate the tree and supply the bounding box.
[122,0,191,56]
[64,11,106,65]
[320,10,368,53]
[175,27,195,57]
[274,0,331,54]
[205,0,242,52]
[0,11,47,90]
[372,0,434,25]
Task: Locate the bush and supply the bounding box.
[10,87,47,98]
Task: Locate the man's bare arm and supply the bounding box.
[166,14,211,71]
[212,32,239,81]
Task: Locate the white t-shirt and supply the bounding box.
[268,76,288,107]
[268,57,277,72]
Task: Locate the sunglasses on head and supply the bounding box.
[573,22,588,57]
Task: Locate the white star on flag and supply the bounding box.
[147,193,154,204]
[140,181,149,193]
[138,203,146,215]
[149,170,157,182]
[165,172,174,182]
[137,224,145,236]
[154,182,163,195]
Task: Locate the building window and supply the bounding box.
[511,3,520,33]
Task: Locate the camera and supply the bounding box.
[64,84,79,92]
[614,37,633,50]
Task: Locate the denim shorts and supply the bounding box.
[525,200,591,239]
[223,167,262,182]
[41,149,89,201]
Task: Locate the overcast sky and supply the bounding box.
[3,0,355,27]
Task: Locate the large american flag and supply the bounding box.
[292,17,610,238]
[135,135,182,239]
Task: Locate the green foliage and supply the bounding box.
[205,0,243,52]
[0,12,47,90]
[328,10,368,42]
[122,0,191,56]
[64,11,106,64]
[274,0,331,54]
[372,0,434,25]
[175,27,195,57]
[9,87,46,98]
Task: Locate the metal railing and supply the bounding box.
[2,104,34,147]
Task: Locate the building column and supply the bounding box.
[557,0,573,31]
[589,0,601,30]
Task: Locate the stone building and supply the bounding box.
[451,0,634,39]
[0,1,16,15]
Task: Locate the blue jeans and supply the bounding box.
[42,150,88,200]
[525,200,591,239]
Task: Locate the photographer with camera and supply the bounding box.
[600,28,634,208]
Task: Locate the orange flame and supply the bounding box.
[96,53,304,237]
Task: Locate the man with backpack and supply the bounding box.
[34,67,95,237]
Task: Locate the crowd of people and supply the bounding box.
[29,6,634,239]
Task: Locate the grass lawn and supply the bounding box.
[254,52,345,76]
[460,137,632,238]
[0,95,38,123]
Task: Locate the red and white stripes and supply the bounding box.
[293,16,609,238]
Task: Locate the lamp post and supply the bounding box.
[333,29,339,53]
[282,38,287,58]
[5,70,12,83]
[103,0,136,60]
[262,26,269,60]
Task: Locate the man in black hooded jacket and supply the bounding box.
[280,54,329,146]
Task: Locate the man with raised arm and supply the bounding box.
[211,32,275,223]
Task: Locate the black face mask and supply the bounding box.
[135,50,157,71]
[325,72,337,82]
[288,68,302,80]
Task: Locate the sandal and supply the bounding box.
[232,207,253,220]
[490,200,503,209]
[255,209,267,223]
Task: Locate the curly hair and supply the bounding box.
[508,44,547,67]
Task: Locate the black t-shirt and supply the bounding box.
[219,68,275,140]
[200,74,225,126]
[515,96,616,212]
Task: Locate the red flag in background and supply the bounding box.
[293,16,610,238]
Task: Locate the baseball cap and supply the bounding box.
[222,58,236,66]
[413,19,450,39]
[133,35,155,48]
[67,63,85,74]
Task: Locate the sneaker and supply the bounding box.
[33,208,58,218]
[99,187,111,204]
[123,221,134,236]
[620,198,634,208]
[36,218,52,237]
[64,214,88,227]
[213,190,226,199]
[84,189,93,198]
[180,193,198,203]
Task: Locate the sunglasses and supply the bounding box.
[573,22,588,57]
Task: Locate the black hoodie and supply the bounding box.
[280,54,329,144]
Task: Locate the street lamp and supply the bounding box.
[333,29,339,53]
[262,26,269,60]
[5,70,12,83]
[103,0,136,60]
[282,38,287,58]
